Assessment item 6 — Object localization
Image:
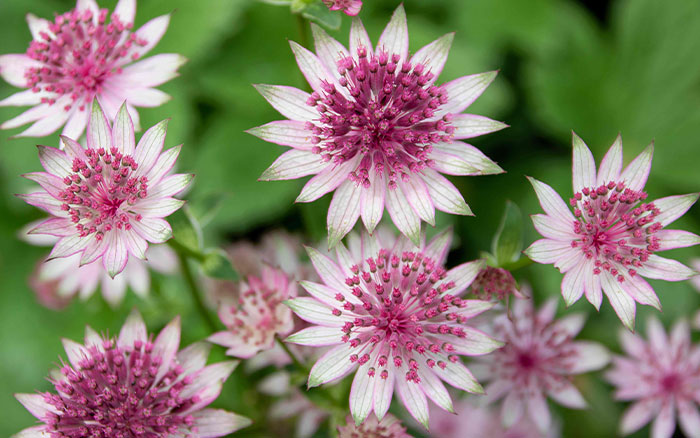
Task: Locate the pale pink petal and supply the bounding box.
[376,5,408,63]
[19,192,65,216]
[621,275,661,309]
[656,230,700,251]
[395,377,429,428]
[30,217,74,237]
[247,120,313,150]
[306,246,350,291]
[438,71,498,115]
[441,326,503,356]
[411,33,454,84]
[651,402,676,438]
[349,17,372,55]
[253,84,317,122]
[596,134,623,185]
[601,272,636,331]
[572,132,596,193]
[191,409,251,438]
[102,232,128,277]
[548,381,587,409]
[569,341,610,373]
[133,119,168,178]
[525,239,574,264]
[297,159,356,203]
[431,142,503,175]
[79,234,108,266]
[146,173,193,199]
[350,364,374,424]
[418,364,453,413]
[0,89,46,106]
[117,15,170,66]
[260,150,325,181]
[372,364,394,420]
[424,227,453,266]
[286,297,349,327]
[15,393,58,420]
[429,354,484,393]
[678,400,700,438]
[13,426,48,438]
[561,261,586,305]
[450,114,508,139]
[86,99,113,150]
[144,145,182,183]
[118,54,186,88]
[285,326,343,346]
[290,41,338,94]
[531,214,577,241]
[117,87,171,107]
[653,193,699,227]
[176,342,211,375]
[311,24,349,78]
[62,338,89,369]
[527,390,551,431]
[421,168,472,215]
[360,170,386,232]
[399,176,435,225]
[113,0,136,24]
[117,309,148,349]
[501,392,524,427]
[621,399,660,435]
[308,343,357,387]
[440,259,485,295]
[583,264,603,309]
[152,316,181,382]
[48,234,90,259]
[61,107,88,139]
[112,102,135,155]
[131,217,173,243]
[527,177,576,224]
[327,180,362,248]
[131,198,185,218]
[26,13,54,40]
[16,105,72,137]
[620,142,653,191]
[300,280,359,307]
[636,255,696,281]
[385,186,421,246]
[1,103,55,130]
[0,54,41,87]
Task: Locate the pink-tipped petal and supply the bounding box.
[376,5,409,63]
[259,150,325,181]
[411,33,454,85]
[596,134,623,185]
[572,132,596,193]
[620,142,654,191]
[247,120,313,150]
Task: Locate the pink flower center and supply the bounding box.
[569,181,662,283]
[24,7,147,112]
[59,146,147,240]
[306,47,454,190]
[334,249,475,383]
[660,373,681,393]
[44,338,197,438]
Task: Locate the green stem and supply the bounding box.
[501,256,534,272]
[168,238,206,262]
[296,13,310,49]
[176,250,218,333]
[276,335,308,372]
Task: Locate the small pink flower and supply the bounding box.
[468,266,526,301]
[322,0,363,16]
[0,0,185,138]
[338,413,412,438]
[249,5,506,247]
[14,310,251,438]
[525,133,700,329]
[227,230,314,281]
[209,265,298,358]
[474,298,609,432]
[428,400,558,438]
[606,317,700,438]
[284,228,503,428]
[21,99,192,277]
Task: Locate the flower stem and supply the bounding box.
[296,14,310,49]
[176,250,218,333]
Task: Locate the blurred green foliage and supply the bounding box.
[0,0,698,436]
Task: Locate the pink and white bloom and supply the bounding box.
[249,5,506,247]
[525,133,700,329]
[209,265,298,358]
[0,0,185,138]
[606,317,700,438]
[338,414,412,438]
[322,0,363,16]
[428,400,558,438]
[284,228,503,427]
[14,310,251,438]
[21,99,192,277]
[227,230,314,281]
[468,266,526,301]
[474,298,609,432]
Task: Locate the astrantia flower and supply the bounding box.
[284,228,503,427]
[0,0,185,138]
[30,243,177,308]
[322,0,363,16]
[338,414,412,438]
[227,230,313,281]
[428,400,558,438]
[249,5,506,247]
[606,317,700,438]
[209,265,297,358]
[21,100,192,277]
[468,266,526,301]
[14,310,251,438]
[474,298,609,431]
[525,133,700,329]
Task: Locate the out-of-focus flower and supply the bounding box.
[468,266,526,301]
[21,100,192,277]
[474,298,609,432]
[227,230,312,280]
[285,228,502,427]
[322,0,363,16]
[691,259,700,293]
[0,0,185,138]
[338,413,412,438]
[607,317,700,438]
[14,310,251,438]
[525,133,699,330]
[30,243,177,308]
[428,400,559,438]
[209,265,297,358]
[249,5,506,246]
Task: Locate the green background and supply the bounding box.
[0,0,699,436]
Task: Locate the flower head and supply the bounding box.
[475,298,609,432]
[14,310,251,438]
[428,400,558,438]
[338,414,412,438]
[322,0,363,16]
[209,265,297,358]
[227,230,313,281]
[525,133,700,329]
[285,228,502,428]
[468,266,525,301]
[0,0,185,138]
[249,5,506,247]
[606,317,700,438]
[21,99,192,277]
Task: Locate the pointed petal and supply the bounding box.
[191,409,252,438]
[260,150,325,181]
[306,246,350,292]
[0,54,41,87]
[350,366,374,425]
[528,390,551,431]
[431,142,503,175]
[253,84,317,122]
[620,399,660,435]
[102,233,128,278]
[411,33,454,84]
[133,119,168,178]
[16,394,57,420]
[561,262,586,306]
[678,400,700,438]
[597,134,623,185]
[131,217,172,243]
[86,99,112,151]
[120,15,171,66]
[285,297,348,327]
[502,392,524,427]
[152,316,181,382]
[147,173,193,199]
[395,377,429,428]
[441,259,485,295]
[247,120,313,150]
[289,41,336,93]
[360,171,386,232]
[636,255,696,281]
[620,142,653,191]
[308,343,356,387]
[385,186,421,246]
[651,402,676,438]
[327,181,362,248]
[421,169,472,215]
[601,272,636,331]
[569,341,610,373]
[112,102,135,156]
[653,193,699,227]
[527,177,576,224]
[424,227,453,266]
[439,71,497,115]
[531,214,577,240]
[118,54,186,88]
[450,114,507,139]
[0,89,46,106]
[376,5,408,62]
[285,326,343,346]
[572,132,596,193]
[656,230,700,251]
[399,176,435,226]
[350,17,373,56]
[118,308,148,349]
[26,13,54,41]
[132,198,185,218]
[311,23,348,76]
[113,0,136,24]
[548,382,587,409]
[430,354,484,394]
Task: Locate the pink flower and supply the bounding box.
[468,266,526,301]
[227,230,314,281]
[691,259,700,293]
[14,310,251,438]
[284,228,503,428]
[474,298,609,432]
[606,317,700,438]
[338,414,412,438]
[249,5,506,247]
[428,400,558,438]
[525,133,700,329]
[0,0,185,138]
[208,265,298,358]
[322,0,363,16]
[21,99,192,277]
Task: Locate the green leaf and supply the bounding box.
[491,201,523,266]
[169,206,204,255]
[201,248,240,282]
[301,2,341,30]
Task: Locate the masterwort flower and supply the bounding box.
[322,0,363,16]
[525,133,700,329]
[606,317,700,438]
[209,265,297,358]
[14,310,251,438]
[0,0,185,138]
[474,298,609,432]
[249,5,506,247]
[468,266,526,301]
[21,99,192,277]
[284,228,503,428]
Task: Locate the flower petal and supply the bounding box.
[350,364,374,425]
[421,169,472,215]
[118,54,187,88]
[308,343,356,387]
[601,272,636,331]
[296,158,357,203]
[399,176,435,226]
[360,170,385,232]
[253,84,317,122]
[620,399,660,435]
[152,316,181,382]
[655,230,700,251]
[327,180,362,248]
[102,233,128,278]
[191,409,252,438]
[431,142,503,175]
[285,297,349,327]
[385,186,421,246]
[350,17,373,56]
[285,326,343,346]
[620,142,653,191]
[247,120,313,150]
[131,217,173,243]
[450,114,508,139]
[133,119,168,178]
[653,193,699,227]
[311,23,348,78]
[548,381,587,409]
[596,134,623,185]
[395,377,429,429]
[376,5,408,63]
[438,71,497,115]
[527,177,576,224]
[411,33,454,84]
[636,255,696,281]
[651,402,676,438]
[572,132,596,193]
[0,54,41,87]
[86,99,113,151]
[112,102,135,156]
[118,308,148,349]
[259,150,325,181]
[290,41,337,94]
[569,341,610,373]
